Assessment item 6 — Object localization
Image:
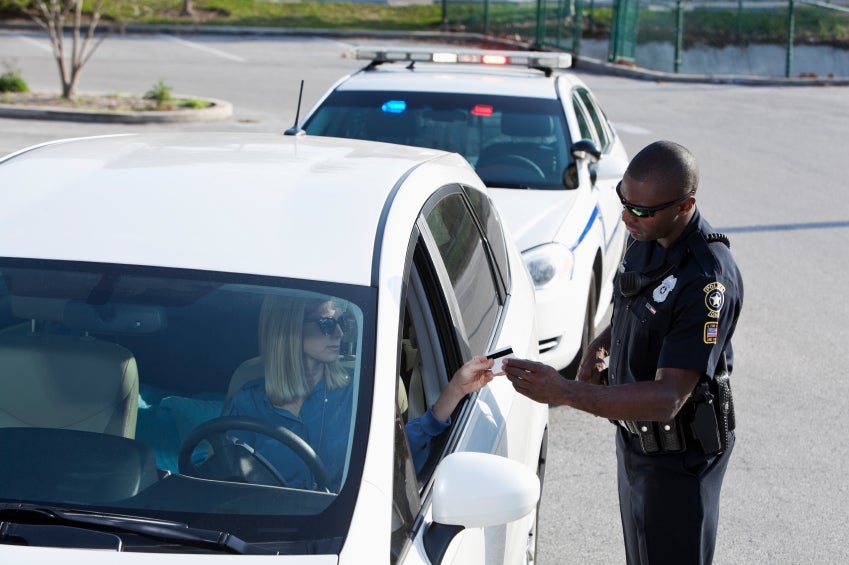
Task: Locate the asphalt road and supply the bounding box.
[2,28,849,564]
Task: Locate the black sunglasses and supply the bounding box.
[616,181,693,218]
[305,316,347,336]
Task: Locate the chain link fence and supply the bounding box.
[440,0,849,77]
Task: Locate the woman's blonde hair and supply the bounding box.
[259,294,349,405]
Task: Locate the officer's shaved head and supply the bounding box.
[626,140,699,199]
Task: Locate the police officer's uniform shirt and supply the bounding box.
[608,210,743,386]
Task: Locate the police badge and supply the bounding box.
[652,275,677,303]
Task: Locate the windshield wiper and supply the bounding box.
[0,503,275,554]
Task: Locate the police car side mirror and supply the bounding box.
[571,138,601,163]
[564,139,602,189]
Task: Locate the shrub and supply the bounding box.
[179,98,212,109]
[0,69,29,93]
[144,80,173,109]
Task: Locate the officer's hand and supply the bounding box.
[502,357,565,405]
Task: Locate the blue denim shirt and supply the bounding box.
[224,378,448,490]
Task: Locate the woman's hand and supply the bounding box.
[432,355,494,422]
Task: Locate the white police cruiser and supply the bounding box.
[297,47,629,373]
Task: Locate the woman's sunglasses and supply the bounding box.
[305,316,347,336]
[616,181,693,218]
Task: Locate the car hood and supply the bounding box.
[488,188,577,252]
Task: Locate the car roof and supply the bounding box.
[0,133,471,286]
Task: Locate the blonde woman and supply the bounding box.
[224,294,353,490]
[225,294,495,490]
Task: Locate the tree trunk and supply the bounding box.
[182,0,194,17]
[26,0,112,101]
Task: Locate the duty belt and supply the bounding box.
[618,372,735,456]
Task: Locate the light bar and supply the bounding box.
[355,47,572,70]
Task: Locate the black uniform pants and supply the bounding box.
[615,427,734,565]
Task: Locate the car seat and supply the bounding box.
[475,113,558,183]
[0,296,140,439]
[225,355,264,409]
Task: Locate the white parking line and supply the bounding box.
[613,122,652,135]
[17,35,53,53]
[158,34,246,63]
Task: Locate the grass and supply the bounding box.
[105,0,445,31]
[1,1,848,46]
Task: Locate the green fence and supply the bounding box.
[440,0,849,78]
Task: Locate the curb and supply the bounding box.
[571,54,849,87]
[0,96,233,124]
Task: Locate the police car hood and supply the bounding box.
[488,188,578,251]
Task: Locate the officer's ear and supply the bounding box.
[677,195,696,215]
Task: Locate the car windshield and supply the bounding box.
[0,259,374,554]
[304,90,571,190]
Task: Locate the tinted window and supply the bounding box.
[464,186,509,297]
[425,193,499,355]
[576,87,612,150]
[304,90,571,190]
[572,95,596,143]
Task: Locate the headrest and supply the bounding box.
[11,296,166,335]
[501,114,554,137]
[366,110,416,143]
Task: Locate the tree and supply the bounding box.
[181,0,193,17]
[16,1,131,99]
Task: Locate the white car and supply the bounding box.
[297,47,629,373]
[0,133,547,564]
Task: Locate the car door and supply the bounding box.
[390,185,523,565]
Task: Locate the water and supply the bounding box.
[578,39,849,78]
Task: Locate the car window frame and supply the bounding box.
[574,86,614,152]
[389,184,511,562]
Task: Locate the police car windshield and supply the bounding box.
[303,91,572,190]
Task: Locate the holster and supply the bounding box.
[713,370,735,453]
[621,372,736,456]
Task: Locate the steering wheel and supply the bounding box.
[178,415,330,491]
[477,154,546,184]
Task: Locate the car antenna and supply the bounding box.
[283,79,305,136]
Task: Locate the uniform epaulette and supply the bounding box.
[687,231,728,274]
[704,233,730,248]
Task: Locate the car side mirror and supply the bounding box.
[423,452,540,564]
[563,139,602,189]
[571,138,601,163]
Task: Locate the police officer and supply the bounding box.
[503,140,743,565]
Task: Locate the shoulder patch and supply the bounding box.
[704,322,719,344]
[704,281,726,318]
